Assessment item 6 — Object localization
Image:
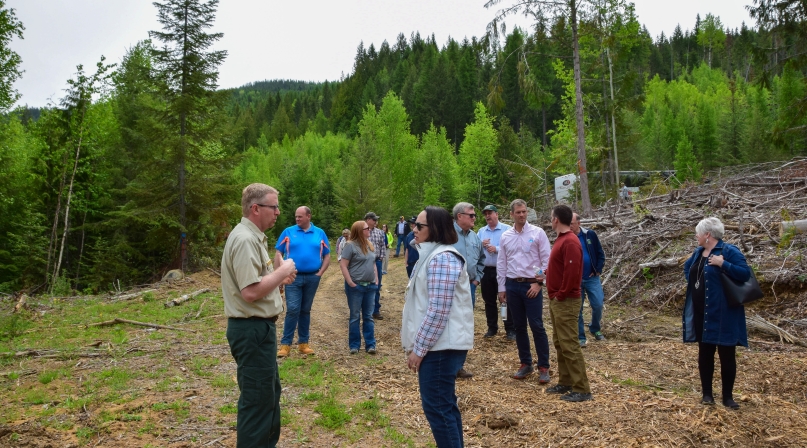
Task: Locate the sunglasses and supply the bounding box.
[459,212,477,219]
[414,222,428,230]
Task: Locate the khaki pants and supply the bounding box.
[549,297,591,393]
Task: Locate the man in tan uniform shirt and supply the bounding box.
[222,183,296,448]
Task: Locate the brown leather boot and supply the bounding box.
[298,343,315,355]
[277,345,291,358]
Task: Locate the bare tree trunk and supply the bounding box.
[52,123,86,292]
[46,165,68,283]
[179,6,190,272]
[571,0,592,214]
[75,208,88,283]
[607,47,619,188]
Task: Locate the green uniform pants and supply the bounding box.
[549,298,591,394]
[227,318,282,448]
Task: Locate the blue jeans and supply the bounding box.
[396,235,406,256]
[418,349,468,448]
[281,273,321,346]
[345,282,377,350]
[506,279,550,369]
[373,259,383,315]
[470,282,477,308]
[578,276,604,341]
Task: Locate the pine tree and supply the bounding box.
[673,136,701,184]
[147,0,231,271]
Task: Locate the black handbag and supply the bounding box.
[720,269,764,307]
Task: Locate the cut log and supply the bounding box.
[779,219,807,237]
[13,294,27,313]
[109,289,156,302]
[164,288,210,308]
[638,257,687,269]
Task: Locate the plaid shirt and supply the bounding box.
[368,227,387,260]
[413,252,462,357]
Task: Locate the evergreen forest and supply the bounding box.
[1,0,806,294]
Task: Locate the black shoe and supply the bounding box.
[701,395,715,405]
[456,368,473,379]
[366,346,377,354]
[483,330,497,338]
[722,398,739,410]
[560,391,593,402]
[512,364,534,379]
[546,384,572,394]
[372,313,384,320]
[506,331,516,341]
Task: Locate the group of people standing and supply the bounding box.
[220,183,751,448]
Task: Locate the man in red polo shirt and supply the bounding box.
[544,204,592,402]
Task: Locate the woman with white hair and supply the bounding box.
[683,217,751,410]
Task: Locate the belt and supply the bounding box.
[297,271,318,275]
[236,315,279,322]
[483,266,497,271]
[510,277,538,283]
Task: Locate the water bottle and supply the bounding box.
[500,303,507,320]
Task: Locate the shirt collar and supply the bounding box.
[241,217,266,242]
[453,221,470,235]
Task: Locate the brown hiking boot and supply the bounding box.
[277,345,291,358]
[298,343,315,355]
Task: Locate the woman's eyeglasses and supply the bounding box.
[414,222,428,230]
[363,227,370,231]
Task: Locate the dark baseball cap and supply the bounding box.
[482,205,498,213]
[364,212,380,221]
[406,216,417,224]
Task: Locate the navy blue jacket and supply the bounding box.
[578,227,606,275]
[682,240,749,347]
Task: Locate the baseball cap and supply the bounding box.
[482,205,498,213]
[364,212,380,221]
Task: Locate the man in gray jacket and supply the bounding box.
[451,202,485,378]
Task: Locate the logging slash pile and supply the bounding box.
[573,157,807,343]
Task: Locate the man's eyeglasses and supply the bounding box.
[256,204,280,211]
[414,222,428,230]
[459,212,477,219]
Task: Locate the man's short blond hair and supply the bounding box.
[241,183,278,217]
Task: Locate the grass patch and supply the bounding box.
[218,403,237,414]
[313,395,351,429]
[190,356,219,377]
[211,374,235,388]
[38,369,64,385]
[279,358,328,388]
[97,367,134,390]
[384,426,416,447]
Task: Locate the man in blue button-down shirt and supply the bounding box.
[451,202,485,379]
[478,205,514,340]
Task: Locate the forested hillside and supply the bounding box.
[0,0,806,294]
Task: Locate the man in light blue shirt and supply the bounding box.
[478,205,514,341]
[451,202,485,379]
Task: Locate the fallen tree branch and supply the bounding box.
[86,318,197,333]
[207,268,221,277]
[638,257,685,269]
[746,313,807,347]
[13,294,27,313]
[109,289,156,303]
[165,288,210,308]
[0,349,108,359]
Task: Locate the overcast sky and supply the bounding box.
[7,0,755,108]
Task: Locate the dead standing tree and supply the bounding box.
[486,0,593,214]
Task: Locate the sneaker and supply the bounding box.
[298,343,315,355]
[372,313,384,320]
[506,331,516,341]
[483,330,497,338]
[538,367,550,384]
[701,395,715,405]
[349,348,359,355]
[382,271,387,275]
[594,331,606,341]
[456,368,473,379]
[560,391,593,402]
[366,346,377,354]
[546,384,572,394]
[579,339,587,348]
[512,364,533,380]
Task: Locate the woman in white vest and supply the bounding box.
[402,206,474,448]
